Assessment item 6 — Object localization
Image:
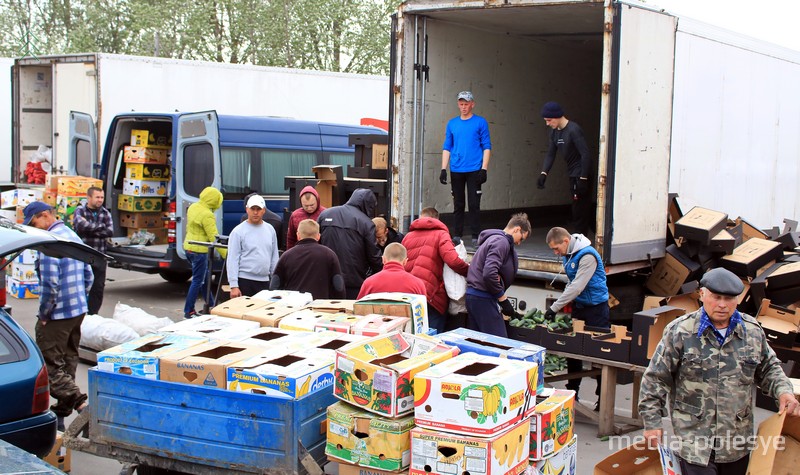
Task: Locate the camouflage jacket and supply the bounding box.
[638,309,792,465]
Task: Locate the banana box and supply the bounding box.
[123,179,168,197]
[1,188,44,208]
[118,212,164,229]
[123,145,169,164]
[296,331,369,357]
[437,328,546,395]
[117,194,164,212]
[210,296,271,319]
[6,277,39,299]
[315,313,364,333]
[13,249,38,264]
[236,327,303,347]
[125,163,170,180]
[414,352,539,437]
[97,333,208,379]
[227,347,334,399]
[529,389,576,460]
[354,293,429,335]
[334,331,458,417]
[531,434,577,475]
[159,341,265,389]
[279,309,336,331]
[305,299,357,314]
[45,174,103,196]
[6,261,37,281]
[130,129,171,148]
[352,315,412,337]
[409,418,531,475]
[242,304,303,327]
[56,195,87,226]
[159,314,260,340]
[326,401,415,471]
[251,289,314,308]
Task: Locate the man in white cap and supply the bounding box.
[226,194,278,297]
[441,90,492,244]
[639,267,800,475]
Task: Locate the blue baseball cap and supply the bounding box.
[22,201,53,226]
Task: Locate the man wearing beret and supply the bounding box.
[639,267,800,475]
[536,101,593,236]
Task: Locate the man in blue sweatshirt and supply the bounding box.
[226,194,279,297]
[441,91,492,244]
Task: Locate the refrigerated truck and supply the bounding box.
[11,53,389,182]
[0,58,13,183]
[389,0,800,310]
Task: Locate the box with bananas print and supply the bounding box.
[227,347,335,399]
[529,389,576,460]
[159,341,266,389]
[531,434,577,475]
[409,418,531,475]
[413,352,539,437]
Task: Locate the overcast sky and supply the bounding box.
[649,0,800,52]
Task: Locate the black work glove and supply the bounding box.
[499,299,516,317]
[544,308,556,320]
[439,169,448,185]
[452,236,462,247]
[537,173,547,189]
[576,178,589,195]
[477,169,487,184]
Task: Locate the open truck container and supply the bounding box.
[389,0,800,311]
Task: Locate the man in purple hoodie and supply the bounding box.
[465,212,530,336]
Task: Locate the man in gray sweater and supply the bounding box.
[226,195,279,297]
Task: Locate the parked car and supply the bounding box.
[0,216,107,457]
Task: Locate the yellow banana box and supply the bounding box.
[354,293,429,335]
[97,333,209,379]
[352,314,412,337]
[409,418,531,475]
[159,315,260,341]
[530,434,577,475]
[315,313,365,333]
[529,389,576,460]
[279,309,339,331]
[334,331,458,417]
[235,327,303,348]
[413,352,539,437]
[227,347,334,399]
[159,341,266,389]
[325,401,415,471]
[122,179,168,197]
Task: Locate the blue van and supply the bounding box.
[69,111,386,282]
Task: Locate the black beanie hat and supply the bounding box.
[541,101,564,119]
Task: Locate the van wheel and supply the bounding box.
[158,270,192,283]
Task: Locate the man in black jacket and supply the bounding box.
[318,189,383,299]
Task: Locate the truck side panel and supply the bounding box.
[53,62,97,175]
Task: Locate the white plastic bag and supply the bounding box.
[112,302,173,336]
[444,241,468,314]
[80,313,140,351]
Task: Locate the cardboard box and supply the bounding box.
[6,277,39,299]
[306,299,357,314]
[299,331,369,357]
[414,352,538,436]
[354,293,429,335]
[123,179,168,197]
[6,261,36,281]
[630,306,686,366]
[337,463,407,475]
[529,389,576,460]
[127,227,168,244]
[595,443,683,475]
[117,194,164,212]
[721,238,784,277]
[125,163,170,180]
[334,331,458,417]
[709,229,736,255]
[646,245,701,297]
[159,341,265,389]
[46,175,102,196]
[505,321,544,346]
[372,143,388,170]
[326,401,414,471]
[210,296,271,319]
[13,249,37,264]
[43,189,57,206]
[674,206,727,245]
[531,434,577,475]
[537,324,582,354]
[55,195,87,226]
[130,129,171,148]
[736,217,769,242]
[747,410,800,475]
[0,209,16,222]
[352,314,412,337]
[123,145,169,164]
[43,432,71,473]
[315,313,364,333]
[241,304,302,327]
[409,419,531,475]
[279,309,338,331]
[1,188,43,209]
[757,299,800,348]
[227,347,335,399]
[766,261,800,290]
[159,314,260,340]
[96,333,208,379]
[118,212,164,229]
[580,324,631,363]
[251,289,314,308]
[236,327,302,347]
[437,327,546,395]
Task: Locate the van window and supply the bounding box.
[184,143,215,196]
[221,149,251,194]
[259,150,317,195]
[75,139,93,177]
[328,152,354,174]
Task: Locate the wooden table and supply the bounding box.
[545,350,647,437]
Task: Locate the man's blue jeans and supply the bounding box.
[184,251,213,314]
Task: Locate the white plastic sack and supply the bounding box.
[444,241,468,315]
[112,302,173,336]
[80,313,140,351]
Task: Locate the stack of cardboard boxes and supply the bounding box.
[46,174,103,227]
[119,129,170,244]
[5,249,39,299]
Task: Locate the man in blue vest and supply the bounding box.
[545,226,609,409]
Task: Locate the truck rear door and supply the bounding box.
[174,111,221,260]
[603,4,676,264]
[68,111,97,177]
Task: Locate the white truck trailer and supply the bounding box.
[0,58,14,183]
[11,53,389,182]
[389,0,800,310]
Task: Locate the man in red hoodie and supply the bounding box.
[402,207,469,334]
[358,243,426,298]
[286,186,325,249]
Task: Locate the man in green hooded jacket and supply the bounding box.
[183,186,227,318]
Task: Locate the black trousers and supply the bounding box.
[87,261,107,315]
[451,170,482,239]
[238,277,270,297]
[566,302,610,397]
[35,314,87,417]
[679,453,749,475]
[569,176,592,236]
